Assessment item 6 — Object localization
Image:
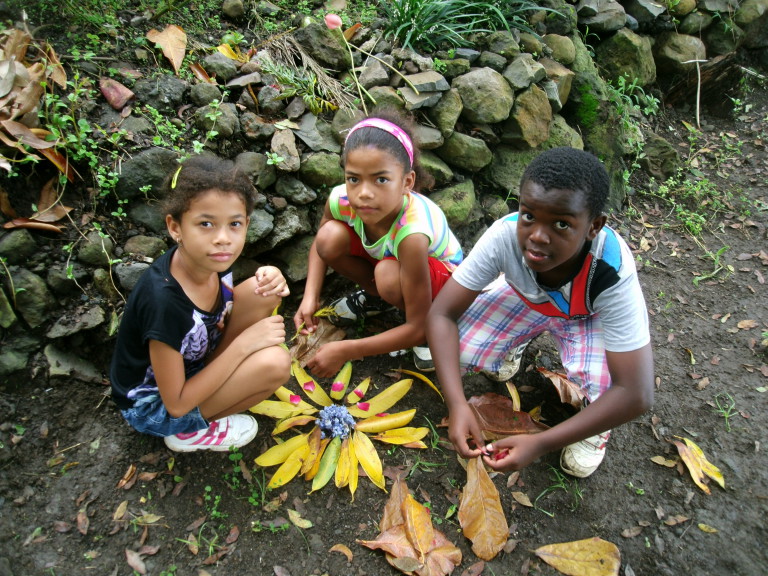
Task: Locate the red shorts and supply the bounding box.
[345,225,452,300]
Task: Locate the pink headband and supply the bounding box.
[345,118,414,168]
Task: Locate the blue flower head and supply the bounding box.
[317,404,356,439]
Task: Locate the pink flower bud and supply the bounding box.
[331,381,344,392]
[325,13,343,30]
[289,395,301,406]
[357,402,370,412]
[302,381,316,392]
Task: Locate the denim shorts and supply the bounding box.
[121,392,209,438]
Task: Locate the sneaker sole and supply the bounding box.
[164,420,259,452]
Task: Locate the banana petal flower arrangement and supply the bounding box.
[251,361,429,498]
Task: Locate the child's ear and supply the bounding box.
[166,214,180,237]
[404,169,416,191]
[587,214,607,240]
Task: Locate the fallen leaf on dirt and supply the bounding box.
[458,457,508,560]
[537,368,586,409]
[116,463,137,489]
[737,319,758,330]
[225,526,240,544]
[273,566,291,576]
[698,523,718,533]
[461,561,485,576]
[329,543,353,562]
[2,217,65,233]
[535,537,621,576]
[99,76,134,110]
[650,455,678,467]
[186,532,199,555]
[288,509,313,529]
[113,500,128,521]
[621,526,643,538]
[125,549,146,574]
[358,476,462,576]
[203,545,233,565]
[77,508,89,535]
[185,516,206,532]
[504,539,519,554]
[146,25,187,75]
[466,393,549,440]
[133,513,163,525]
[289,319,346,365]
[511,491,533,507]
[189,62,214,83]
[506,471,520,487]
[672,436,725,494]
[696,377,710,390]
[664,515,690,526]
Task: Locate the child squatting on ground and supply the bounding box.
[427,147,655,478]
[293,109,463,378]
[110,155,291,452]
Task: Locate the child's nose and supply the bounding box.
[530,225,550,244]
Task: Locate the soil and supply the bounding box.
[1,14,768,576]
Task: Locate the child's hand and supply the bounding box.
[242,315,287,353]
[305,342,347,378]
[294,299,320,334]
[447,403,486,459]
[482,435,546,472]
[254,266,290,298]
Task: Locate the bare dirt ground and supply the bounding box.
[1,41,767,576]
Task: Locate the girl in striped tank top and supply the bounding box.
[293,109,463,378]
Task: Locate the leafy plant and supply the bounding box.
[380,0,509,51]
[713,392,737,431]
[258,53,340,115]
[534,466,584,515]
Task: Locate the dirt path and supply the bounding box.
[1,75,767,576]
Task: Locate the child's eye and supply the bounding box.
[520,213,534,222]
[230,221,243,228]
[555,221,570,230]
[346,176,358,184]
[200,221,213,228]
[376,177,389,184]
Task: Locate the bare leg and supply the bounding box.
[374,258,404,309]
[315,220,378,294]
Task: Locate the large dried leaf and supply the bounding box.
[534,537,621,576]
[8,62,44,121]
[146,26,187,75]
[537,368,586,409]
[289,319,346,366]
[458,457,508,561]
[31,177,73,222]
[3,218,65,233]
[380,476,409,532]
[672,436,725,494]
[43,44,67,88]
[467,393,549,440]
[403,493,434,562]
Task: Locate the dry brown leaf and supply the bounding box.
[650,455,677,468]
[403,493,434,562]
[621,525,643,538]
[458,457,508,560]
[125,549,146,574]
[537,367,587,409]
[329,543,354,562]
[461,560,485,576]
[535,537,621,576]
[289,319,346,365]
[466,393,549,440]
[737,319,758,330]
[99,76,134,110]
[146,25,187,75]
[672,437,725,494]
[511,491,533,507]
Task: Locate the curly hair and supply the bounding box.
[161,154,257,221]
[342,107,435,192]
[521,147,610,217]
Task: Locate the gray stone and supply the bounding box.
[195,102,239,138]
[77,231,115,267]
[540,79,564,112]
[427,89,463,138]
[257,206,311,252]
[420,151,454,187]
[274,235,314,282]
[429,180,476,229]
[246,209,275,245]
[123,235,167,258]
[133,75,188,113]
[579,0,627,32]
[501,84,553,148]
[543,114,584,149]
[128,202,166,233]
[399,87,442,110]
[577,0,599,17]
[704,19,745,55]
[222,0,245,19]
[699,0,735,11]
[640,134,682,180]
[258,85,286,115]
[595,28,656,86]
[653,32,707,75]
[299,152,345,189]
[203,52,239,82]
[484,147,541,197]
[117,147,179,200]
[0,284,16,328]
[435,132,493,172]
[0,229,36,265]
[366,86,405,110]
[543,0,578,35]
[45,344,102,383]
[284,96,306,120]
[275,177,318,205]
[519,33,544,57]
[13,268,54,329]
[402,70,450,92]
[679,11,715,34]
[189,83,222,106]
[454,48,481,63]
[441,58,471,80]
[453,68,515,124]
[46,264,89,296]
[241,112,277,141]
[235,152,276,191]
[476,51,507,72]
[502,54,547,91]
[295,114,342,153]
[92,268,121,300]
[669,0,697,16]
[623,0,667,25]
[484,31,521,59]
[413,124,443,150]
[47,306,106,339]
[331,108,365,144]
[293,23,351,70]
[736,0,768,49]
[271,128,301,172]
[359,59,391,89]
[543,34,576,65]
[0,348,26,376]
[114,261,150,292]
[255,0,280,16]
[481,194,512,220]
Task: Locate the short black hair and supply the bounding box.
[521,147,609,217]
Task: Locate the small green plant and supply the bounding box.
[203,485,228,520]
[625,481,645,495]
[692,243,732,286]
[534,466,583,516]
[226,447,244,490]
[406,453,446,478]
[251,519,291,534]
[266,151,285,166]
[259,54,341,115]
[713,392,737,431]
[433,58,447,74]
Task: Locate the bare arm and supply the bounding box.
[426,278,486,457]
[294,201,334,334]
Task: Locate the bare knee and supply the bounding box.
[375,260,403,307]
[315,220,350,263]
[236,276,282,314]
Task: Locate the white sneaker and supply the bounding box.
[412,345,434,372]
[560,431,611,478]
[482,343,527,382]
[164,414,258,452]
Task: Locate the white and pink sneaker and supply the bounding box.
[164,414,258,452]
[560,431,611,478]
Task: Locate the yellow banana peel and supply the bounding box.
[255,433,309,467]
[353,430,386,491]
[347,379,413,418]
[354,409,416,433]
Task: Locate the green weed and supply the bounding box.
[713,392,737,431]
[534,466,584,516]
